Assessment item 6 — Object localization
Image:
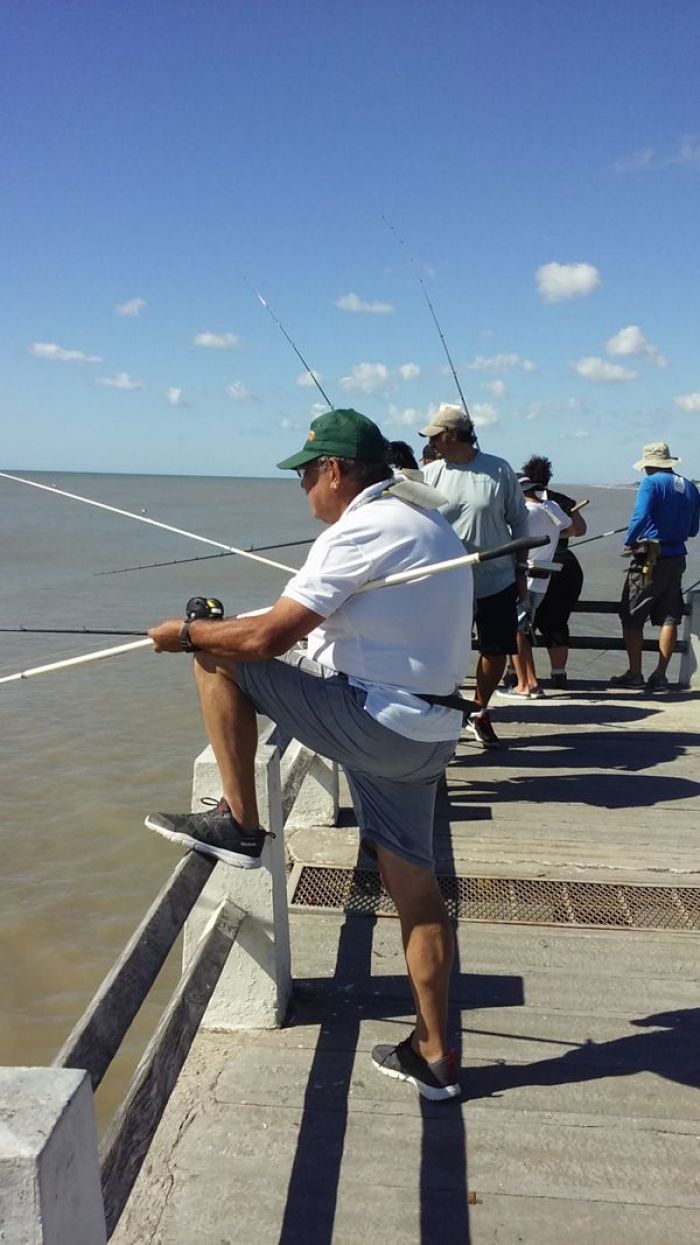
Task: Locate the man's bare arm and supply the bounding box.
[149,598,325,659]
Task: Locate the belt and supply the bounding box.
[337,671,476,718]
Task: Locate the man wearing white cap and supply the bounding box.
[611,442,699,692]
[420,404,528,746]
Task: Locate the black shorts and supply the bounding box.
[620,556,686,631]
[534,549,584,648]
[473,582,518,656]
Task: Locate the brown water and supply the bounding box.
[1,473,697,1123]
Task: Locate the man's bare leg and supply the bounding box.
[654,622,677,677]
[623,628,644,676]
[475,653,507,708]
[193,652,260,828]
[377,846,454,1061]
[548,644,568,674]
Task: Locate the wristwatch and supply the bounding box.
[179,621,199,652]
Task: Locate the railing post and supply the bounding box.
[0,1067,106,1244]
[679,588,700,689]
[183,738,291,1029]
[286,751,339,828]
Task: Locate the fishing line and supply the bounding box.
[94,537,316,578]
[238,272,334,408]
[381,214,471,419]
[0,472,297,575]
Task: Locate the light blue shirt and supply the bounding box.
[423,450,529,598]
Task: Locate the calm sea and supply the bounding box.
[1,472,698,1119]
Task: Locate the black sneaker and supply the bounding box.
[371,1035,460,1101]
[609,670,645,689]
[144,797,270,869]
[466,710,500,748]
[550,672,568,689]
[646,671,671,694]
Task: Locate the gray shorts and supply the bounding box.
[620,556,686,631]
[235,650,456,869]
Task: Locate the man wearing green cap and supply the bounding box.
[145,408,473,1100]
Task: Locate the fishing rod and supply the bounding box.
[382,214,471,420]
[94,537,316,578]
[0,535,547,686]
[570,526,627,548]
[0,472,298,575]
[0,627,147,636]
[239,272,334,409]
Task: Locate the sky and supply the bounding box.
[1,0,699,483]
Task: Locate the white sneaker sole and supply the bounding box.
[371,1054,461,1101]
[144,815,262,869]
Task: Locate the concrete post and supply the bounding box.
[286,751,339,829]
[0,1067,106,1245]
[679,588,700,689]
[183,740,292,1029]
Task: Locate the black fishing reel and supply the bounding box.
[184,596,225,621]
[180,597,225,652]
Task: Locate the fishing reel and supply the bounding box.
[180,597,225,652]
[184,596,225,621]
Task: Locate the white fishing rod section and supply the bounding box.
[0,472,296,574]
[0,535,546,686]
[0,639,153,686]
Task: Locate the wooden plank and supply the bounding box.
[55,851,216,1089]
[100,899,242,1239]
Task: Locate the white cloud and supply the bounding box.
[398,362,421,381]
[484,379,507,398]
[465,353,536,373]
[606,325,667,368]
[535,261,601,303]
[115,297,146,317]
[339,362,391,395]
[296,370,325,388]
[572,356,637,382]
[310,402,328,416]
[524,396,586,420]
[386,405,420,427]
[470,402,499,428]
[572,429,591,438]
[613,147,655,174]
[280,416,303,430]
[29,341,102,363]
[193,331,239,349]
[225,381,254,401]
[674,392,700,412]
[671,135,700,169]
[336,292,393,315]
[95,372,144,390]
[166,387,188,407]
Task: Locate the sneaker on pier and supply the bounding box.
[466,710,500,748]
[371,1035,460,1101]
[609,670,645,690]
[145,797,270,869]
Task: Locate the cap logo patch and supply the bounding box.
[307,430,316,443]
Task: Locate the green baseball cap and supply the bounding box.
[277,408,388,471]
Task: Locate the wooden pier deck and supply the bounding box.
[112,681,699,1245]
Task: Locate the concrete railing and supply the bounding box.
[0,718,338,1243]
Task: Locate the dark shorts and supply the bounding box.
[473,582,518,656]
[620,556,686,631]
[235,650,456,870]
[534,550,584,648]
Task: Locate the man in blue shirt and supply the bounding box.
[611,442,699,693]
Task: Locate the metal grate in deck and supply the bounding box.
[289,866,700,931]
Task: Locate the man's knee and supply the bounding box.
[193,651,239,682]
